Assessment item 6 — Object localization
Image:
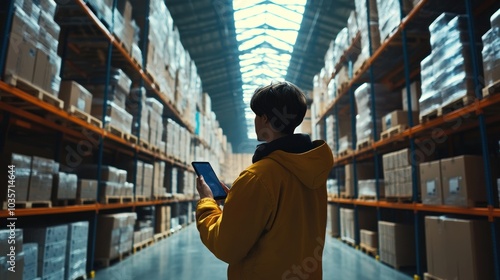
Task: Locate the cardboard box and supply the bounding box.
[360,229,378,249]
[59,81,93,113]
[378,221,415,269]
[77,179,97,200]
[28,173,53,201]
[52,172,77,200]
[382,110,419,132]
[4,32,37,82]
[402,81,421,112]
[420,160,443,205]
[340,208,355,243]
[441,155,486,207]
[345,162,375,197]
[425,217,494,280]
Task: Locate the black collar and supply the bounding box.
[252,134,314,163]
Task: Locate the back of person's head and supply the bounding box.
[250,82,307,135]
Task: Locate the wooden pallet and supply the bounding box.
[340,192,354,199]
[341,237,356,248]
[3,75,64,109]
[483,79,500,97]
[385,196,413,203]
[69,105,102,128]
[94,251,131,268]
[133,238,154,253]
[100,195,121,204]
[154,195,170,201]
[3,201,52,209]
[121,196,134,203]
[357,138,373,150]
[338,148,353,158]
[154,232,170,242]
[358,195,377,201]
[380,125,408,140]
[150,145,161,153]
[135,195,150,202]
[359,244,378,257]
[76,198,97,205]
[126,133,138,145]
[440,95,475,115]
[139,139,150,150]
[423,273,445,280]
[419,108,440,123]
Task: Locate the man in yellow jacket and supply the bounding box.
[196,82,334,280]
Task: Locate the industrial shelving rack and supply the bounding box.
[0,0,208,276]
[317,0,500,278]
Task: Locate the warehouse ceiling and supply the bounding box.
[165,0,354,152]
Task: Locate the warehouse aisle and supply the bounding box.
[95,224,412,280]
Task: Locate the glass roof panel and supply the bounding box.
[233,0,307,139]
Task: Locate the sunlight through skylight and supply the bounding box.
[233,0,307,139]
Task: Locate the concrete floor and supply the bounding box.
[94,224,412,280]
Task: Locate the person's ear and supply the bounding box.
[262,114,269,124]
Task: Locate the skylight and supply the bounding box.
[233,0,307,139]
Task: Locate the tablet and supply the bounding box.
[192,161,227,200]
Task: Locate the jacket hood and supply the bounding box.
[266,140,334,189]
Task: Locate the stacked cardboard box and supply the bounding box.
[344,162,375,197]
[52,172,78,201]
[402,81,421,112]
[2,153,31,204]
[340,208,355,243]
[355,84,401,144]
[5,0,62,96]
[378,221,415,269]
[25,225,68,279]
[312,72,328,120]
[77,165,130,200]
[29,156,59,201]
[143,163,154,197]
[95,213,136,260]
[419,160,443,205]
[347,11,359,43]
[360,229,378,249]
[331,28,349,78]
[482,10,500,88]
[441,155,485,207]
[59,81,93,114]
[146,98,164,148]
[153,161,167,197]
[381,110,419,132]
[354,0,381,70]
[0,229,24,280]
[155,206,172,234]
[165,167,179,195]
[77,179,98,201]
[23,243,38,280]
[325,115,336,154]
[383,148,417,198]
[65,222,88,280]
[419,13,478,119]
[376,0,413,43]
[425,217,494,280]
[358,179,385,198]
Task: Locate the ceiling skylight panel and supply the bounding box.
[233,0,265,11]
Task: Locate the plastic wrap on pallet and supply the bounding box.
[491,8,500,29]
[419,54,440,117]
[347,11,359,42]
[355,0,380,55]
[340,208,355,243]
[23,243,38,280]
[91,101,133,134]
[324,40,335,77]
[376,0,413,43]
[77,165,119,182]
[25,225,68,279]
[482,28,500,86]
[77,179,97,200]
[66,222,89,280]
[332,28,349,67]
[52,172,78,200]
[359,179,384,197]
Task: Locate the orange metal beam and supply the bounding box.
[0,205,97,217]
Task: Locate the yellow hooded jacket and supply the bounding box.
[196,140,334,279]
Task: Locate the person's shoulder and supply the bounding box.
[245,158,284,176]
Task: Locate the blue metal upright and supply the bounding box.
[464,0,499,279]
[398,0,423,276]
[0,0,15,78]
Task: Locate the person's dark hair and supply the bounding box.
[250,81,307,134]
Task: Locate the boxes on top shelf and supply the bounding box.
[354,0,380,60]
[332,28,349,71]
[481,27,500,87]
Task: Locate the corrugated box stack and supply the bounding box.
[482,9,500,89]
[113,0,141,63]
[89,69,133,134]
[0,229,24,280]
[312,72,328,120]
[127,87,150,143]
[2,153,31,204]
[156,206,172,234]
[425,216,494,280]
[358,179,384,198]
[378,221,415,269]
[77,179,98,202]
[152,161,167,197]
[52,172,78,201]
[23,243,38,280]
[360,229,378,250]
[77,165,132,201]
[340,208,355,244]
[25,225,68,279]
[354,0,380,72]
[59,81,93,114]
[419,160,442,205]
[383,148,417,198]
[29,156,59,202]
[419,13,479,120]
[165,167,179,195]
[146,98,164,149]
[355,83,401,145]
[5,0,62,96]
[66,222,89,280]
[95,213,136,260]
[376,0,413,43]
